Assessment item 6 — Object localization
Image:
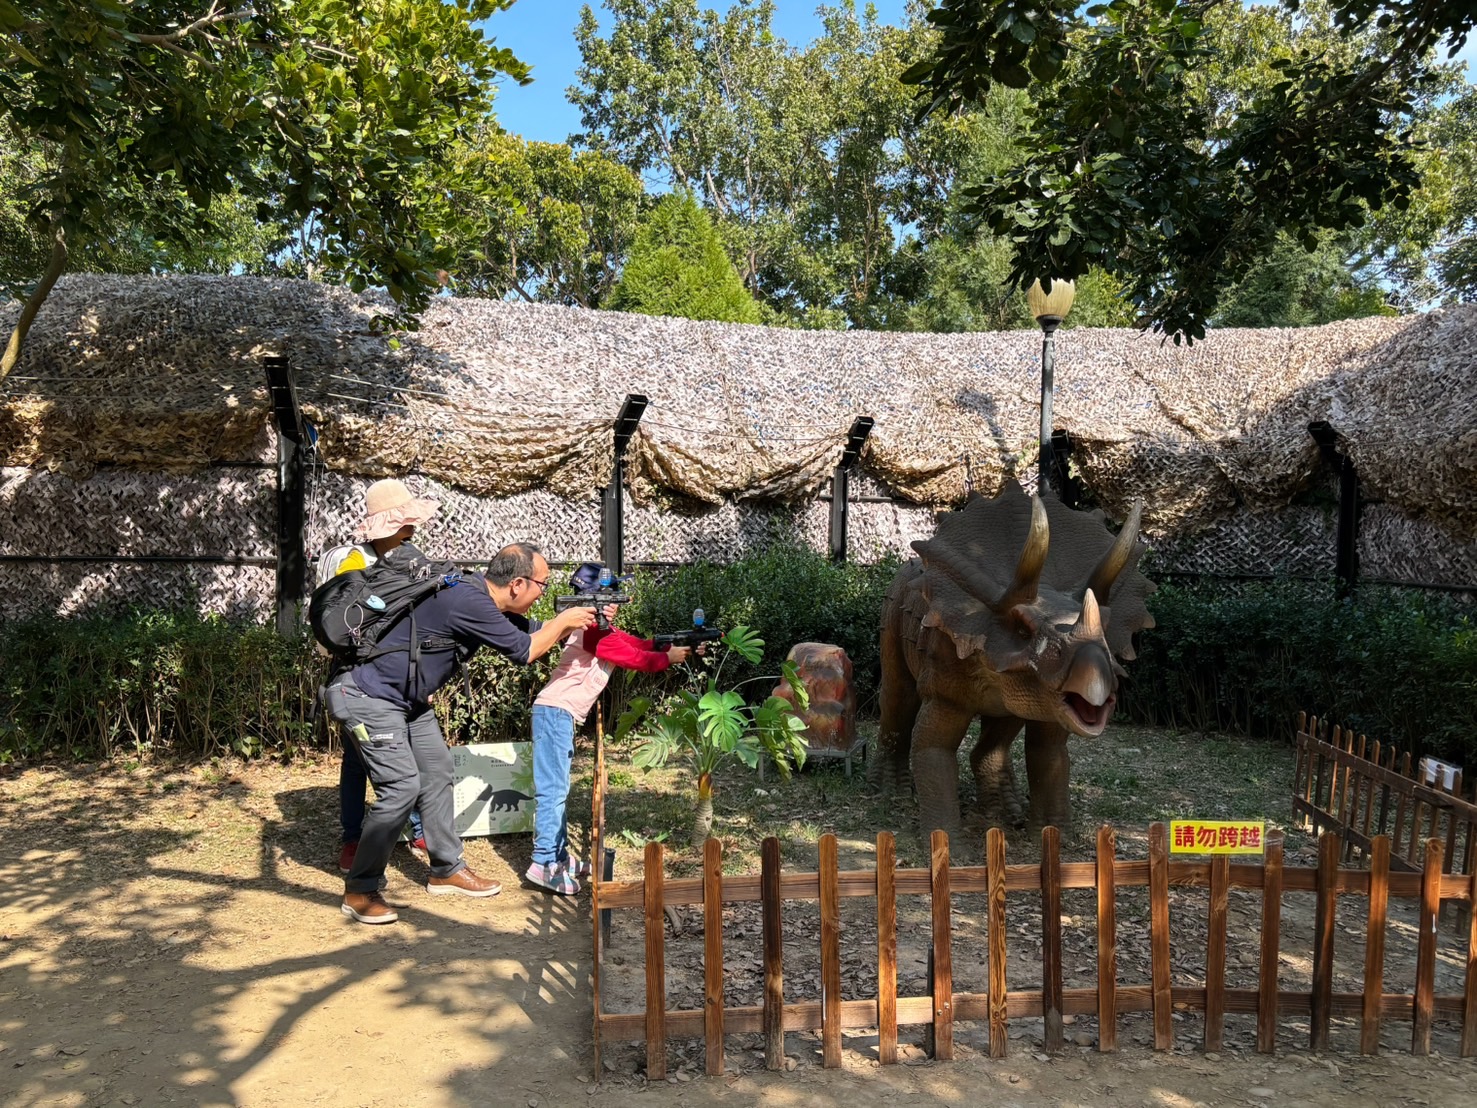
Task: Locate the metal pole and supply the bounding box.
[828,464,850,563]
[601,394,648,575]
[1037,321,1059,498]
[264,356,307,638]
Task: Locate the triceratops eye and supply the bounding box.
[1009,608,1037,641]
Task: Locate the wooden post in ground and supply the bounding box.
[1041,826,1065,1052]
[643,842,667,1080]
[761,837,784,1070]
[930,830,954,1060]
[876,832,898,1065]
[987,827,1008,1058]
[1096,826,1118,1052]
[1149,823,1173,1052]
[819,833,842,1069]
[703,837,725,1076]
[1413,838,1443,1055]
[1204,854,1229,1053]
[1361,835,1391,1054]
[1257,830,1284,1054]
[1311,832,1339,1052]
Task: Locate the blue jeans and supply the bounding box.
[531,704,575,867]
[340,742,425,844]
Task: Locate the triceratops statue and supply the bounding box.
[870,480,1154,839]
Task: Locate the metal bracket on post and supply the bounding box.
[264,355,308,637]
[600,394,648,574]
[829,416,875,563]
[1308,421,1359,598]
[1048,429,1078,508]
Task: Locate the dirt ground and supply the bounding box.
[3,747,1477,1108]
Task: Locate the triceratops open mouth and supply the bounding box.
[1063,692,1115,734]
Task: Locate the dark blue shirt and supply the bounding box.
[350,574,540,710]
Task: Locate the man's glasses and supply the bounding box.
[525,577,549,592]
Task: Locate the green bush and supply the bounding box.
[1121,579,1477,760]
[609,548,900,720]
[0,610,322,762]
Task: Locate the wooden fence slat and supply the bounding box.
[644,841,667,1081]
[1395,752,1414,861]
[1257,831,1284,1053]
[1205,854,1229,1052]
[762,837,784,1070]
[930,829,954,1061]
[876,832,897,1065]
[1311,832,1339,1052]
[1361,835,1391,1054]
[987,827,1008,1058]
[1362,741,1381,844]
[1097,826,1118,1052]
[819,833,842,1069]
[1042,826,1065,1052]
[1463,861,1477,1057]
[1149,822,1173,1051]
[703,837,725,1076]
[1330,726,1346,838]
[1413,838,1443,1055]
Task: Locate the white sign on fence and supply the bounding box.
[451,742,537,837]
[1418,755,1461,792]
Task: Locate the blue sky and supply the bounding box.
[486,1,911,143]
[486,1,1477,145]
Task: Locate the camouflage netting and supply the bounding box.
[1,273,1475,617]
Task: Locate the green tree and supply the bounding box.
[0,0,530,375]
[1213,231,1394,326]
[609,191,762,323]
[440,128,643,307]
[903,0,1475,340]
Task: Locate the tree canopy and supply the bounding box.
[902,0,1476,339]
[609,191,763,323]
[0,0,529,374]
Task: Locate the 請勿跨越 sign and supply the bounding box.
[1169,820,1266,854]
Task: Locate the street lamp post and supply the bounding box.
[1027,277,1076,498]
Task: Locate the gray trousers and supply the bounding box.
[326,675,466,894]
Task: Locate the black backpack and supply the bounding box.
[309,547,464,697]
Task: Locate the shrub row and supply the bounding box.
[1119,579,1477,761]
[2,553,1472,764]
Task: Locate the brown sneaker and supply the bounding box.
[341,891,399,924]
[426,867,502,898]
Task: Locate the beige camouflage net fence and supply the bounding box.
[1,274,1473,616]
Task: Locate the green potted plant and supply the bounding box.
[617,627,809,847]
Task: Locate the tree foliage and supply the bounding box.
[904,0,1476,340]
[440,128,644,307]
[609,191,762,323]
[0,0,530,373]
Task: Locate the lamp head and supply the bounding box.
[1028,278,1076,330]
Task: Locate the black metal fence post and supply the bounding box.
[1308,421,1360,598]
[601,394,648,574]
[264,356,308,637]
[828,417,875,563]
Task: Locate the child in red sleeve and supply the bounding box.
[525,564,691,895]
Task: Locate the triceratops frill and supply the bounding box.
[871,480,1155,838]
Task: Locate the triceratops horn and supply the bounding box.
[1077,588,1103,639]
[1084,499,1143,602]
[997,496,1049,609]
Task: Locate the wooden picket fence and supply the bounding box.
[589,822,1477,1079]
[1294,712,1477,888]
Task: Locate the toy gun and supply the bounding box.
[652,608,724,651]
[553,566,632,629]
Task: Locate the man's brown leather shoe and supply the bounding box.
[426,867,502,898]
[341,891,399,924]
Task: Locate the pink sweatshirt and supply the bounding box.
[533,626,673,723]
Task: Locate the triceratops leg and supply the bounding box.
[970,715,1027,830]
[909,697,977,844]
[1022,719,1073,834]
[870,620,920,796]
